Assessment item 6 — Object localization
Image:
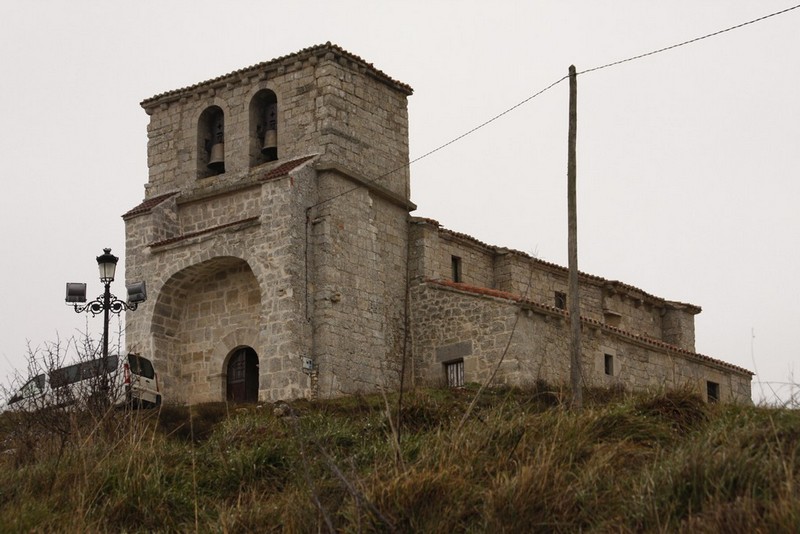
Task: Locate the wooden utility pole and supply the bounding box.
[567,65,583,410]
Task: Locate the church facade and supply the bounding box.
[123,43,752,404]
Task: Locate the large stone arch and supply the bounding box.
[151,256,262,403]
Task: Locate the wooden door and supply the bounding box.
[226,348,259,402]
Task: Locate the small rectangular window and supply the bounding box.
[604,354,614,376]
[451,256,462,283]
[445,360,464,388]
[707,381,720,403]
[554,291,566,310]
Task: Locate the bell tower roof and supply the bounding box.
[141,42,413,112]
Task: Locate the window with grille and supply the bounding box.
[445,360,464,388]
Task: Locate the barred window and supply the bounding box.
[445,360,464,388]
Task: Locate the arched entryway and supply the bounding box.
[226,347,259,402]
[150,256,262,403]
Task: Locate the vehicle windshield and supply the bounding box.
[9,374,46,404]
[49,355,120,388]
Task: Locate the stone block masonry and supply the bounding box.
[123,43,750,405]
[125,44,414,404]
[412,280,751,403]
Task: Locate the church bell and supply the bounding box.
[261,130,277,159]
[207,118,225,172]
[261,102,278,160]
[207,141,225,172]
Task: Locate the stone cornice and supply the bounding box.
[149,217,260,251]
[141,42,413,113]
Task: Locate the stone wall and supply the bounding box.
[411,281,752,403]
[430,233,495,287]
[126,45,414,404]
[308,169,409,396]
[410,219,699,352]
[175,259,261,401]
[177,187,262,235]
[124,162,318,403]
[124,44,746,406]
[140,44,411,202]
[313,57,411,199]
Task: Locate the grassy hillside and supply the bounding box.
[1,384,798,532]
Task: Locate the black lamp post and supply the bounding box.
[66,248,147,367]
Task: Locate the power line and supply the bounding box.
[407,76,568,168]
[579,3,800,76]
[410,2,800,171]
[307,74,567,211]
[309,3,800,211]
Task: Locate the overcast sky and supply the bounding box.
[1,1,797,404]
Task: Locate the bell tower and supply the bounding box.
[123,44,415,403]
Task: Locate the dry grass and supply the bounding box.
[0,385,798,532]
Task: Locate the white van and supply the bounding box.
[7,353,162,411]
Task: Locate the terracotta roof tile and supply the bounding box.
[411,217,701,313]
[122,156,314,222]
[141,42,413,108]
[122,191,179,220]
[259,155,316,182]
[432,279,526,303]
[426,279,751,376]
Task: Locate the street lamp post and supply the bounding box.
[66,248,147,370]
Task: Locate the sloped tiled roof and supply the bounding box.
[122,155,315,222]
[412,217,701,313]
[141,42,413,108]
[427,279,752,376]
[122,191,179,220]
[260,155,316,182]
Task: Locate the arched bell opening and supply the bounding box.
[249,89,278,167]
[198,105,225,178]
[226,347,259,403]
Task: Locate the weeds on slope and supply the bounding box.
[0,386,798,532]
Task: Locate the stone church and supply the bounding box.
[123,43,752,405]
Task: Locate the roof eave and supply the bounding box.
[140,42,413,112]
